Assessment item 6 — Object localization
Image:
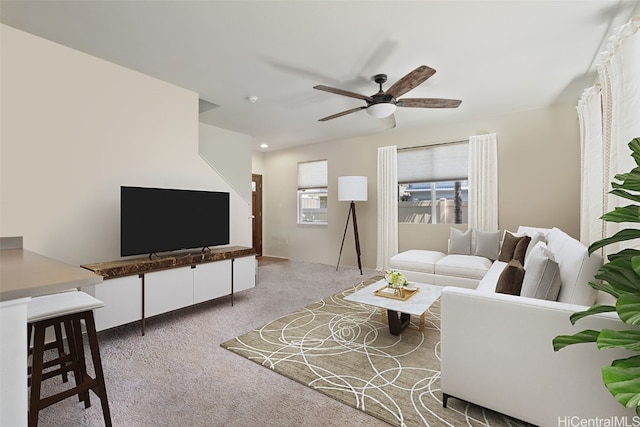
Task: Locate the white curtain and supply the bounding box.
[376,146,398,271]
[585,17,640,254]
[605,18,640,254]
[467,133,498,232]
[577,85,604,246]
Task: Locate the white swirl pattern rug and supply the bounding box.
[221,276,525,427]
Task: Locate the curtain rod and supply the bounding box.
[397,138,469,151]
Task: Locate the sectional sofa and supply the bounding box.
[390,226,633,426]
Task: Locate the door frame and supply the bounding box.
[252,174,263,256]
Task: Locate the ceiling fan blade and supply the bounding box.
[396,98,462,108]
[384,65,436,98]
[318,106,367,121]
[380,114,396,130]
[313,85,373,101]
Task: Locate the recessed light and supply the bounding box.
[247,95,258,103]
[260,143,269,149]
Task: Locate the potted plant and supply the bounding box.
[553,137,640,416]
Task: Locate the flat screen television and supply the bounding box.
[120,186,230,257]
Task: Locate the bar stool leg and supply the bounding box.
[27,322,71,385]
[53,322,69,383]
[29,324,46,427]
[27,324,32,384]
[64,319,86,404]
[85,312,112,427]
[72,317,91,408]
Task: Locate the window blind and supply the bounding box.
[297,160,328,189]
[397,142,468,183]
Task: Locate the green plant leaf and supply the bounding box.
[618,293,640,325]
[602,355,640,411]
[597,329,640,350]
[590,229,640,254]
[553,330,599,351]
[570,305,616,324]
[631,256,640,278]
[609,249,640,263]
[610,189,640,203]
[613,168,640,192]
[588,280,620,298]
[602,205,640,223]
[630,138,640,165]
[595,259,640,295]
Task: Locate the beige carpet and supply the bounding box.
[222,276,525,427]
[32,261,389,427]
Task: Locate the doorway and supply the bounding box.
[252,174,263,256]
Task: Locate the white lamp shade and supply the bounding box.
[338,176,368,201]
[366,103,396,118]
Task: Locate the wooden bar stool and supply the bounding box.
[27,291,112,427]
[28,322,68,382]
[27,290,77,386]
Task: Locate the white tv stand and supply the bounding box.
[81,246,256,334]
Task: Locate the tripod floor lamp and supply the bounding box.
[336,176,368,275]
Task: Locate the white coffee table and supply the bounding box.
[345,279,442,335]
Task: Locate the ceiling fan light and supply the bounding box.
[366,103,396,118]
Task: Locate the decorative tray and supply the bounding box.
[374,285,419,301]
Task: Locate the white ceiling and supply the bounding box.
[2,0,639,152]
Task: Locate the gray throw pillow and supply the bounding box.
[474,230,501,260]
[520,244,562,300]
[449,228,471,255]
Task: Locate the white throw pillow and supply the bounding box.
[449,228,471,255]
[523,240,549,269]
[521,243,562,301]
[524,232,547,265]
[474,229,501,260]
[516,226,552,237]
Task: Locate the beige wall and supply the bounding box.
[261,105,580,269]
[261,138,378,269]
[199,123,252,204]
[1,25,252,266]
[1,25,580,272]
[199,123,253,247]
[252,151,265,176]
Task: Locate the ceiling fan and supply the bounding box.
[313,65,461,125]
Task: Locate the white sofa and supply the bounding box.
[437,227,633,426]
[389,226,509,289]
[389,248,492,289]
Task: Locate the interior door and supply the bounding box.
[252,174,263,256]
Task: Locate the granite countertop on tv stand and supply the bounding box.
[81,246,256,279]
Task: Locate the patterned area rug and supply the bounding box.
[221,277,525,427]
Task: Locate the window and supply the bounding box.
[397,142,468,224]
[297,160,328,225]
[399,181,468,224]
